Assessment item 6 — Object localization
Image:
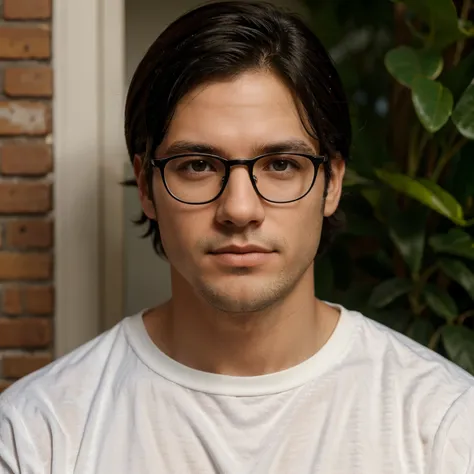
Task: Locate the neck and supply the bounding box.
[144,267,340,377]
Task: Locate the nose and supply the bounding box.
[215,166,265,229]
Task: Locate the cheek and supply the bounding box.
[155,196,208,263]
[152,183,185,256]
[289,188,325,254]
[295,208,323,246]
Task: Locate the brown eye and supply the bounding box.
[174,158,218,174]
[190,160,211,172]
[263,157,300,173]
[270,160,290,172]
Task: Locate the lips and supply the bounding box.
[210,245,273,255]
[209,245,275,267]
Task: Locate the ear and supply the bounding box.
[133,154,157,220]
[323,156,345,217]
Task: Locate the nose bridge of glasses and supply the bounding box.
[223,158,256,182]
[226,158,255,171]
[224,159,257,188]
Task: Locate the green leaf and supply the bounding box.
[375,170,466,225]
[407,319,435,346]
[423,284,458,322]
[416,52,444,79]
[440,51,474,102]
[430,229,474,260]
[417,178,466,224]
[438,258,474,299]
[412,77,453,133]
[369,278,413,308]
[441,326,474,374]
[452,84,474,140]
[459,19,474,37]
[388,208,427,276]
[403,0,461,50]
[385,46,443,87]
[343,168,374,187]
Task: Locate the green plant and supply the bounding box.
[306,0,474,373]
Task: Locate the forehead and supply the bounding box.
[160,71,315,154]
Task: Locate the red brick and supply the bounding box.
[0,182,51,213]
[0,252,52,280]
[2,286,22,314]
[24,285,53,314]
[4,0,52,20]
[6,220,53,249]
[0,381,12,393]
[0,143,52,175]
[2,353,52,378]
[0,318,52,348]
[0,101,51,136]
[0,27,50,59]
[4,67,53,97]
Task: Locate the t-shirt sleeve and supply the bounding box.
[0,399,42,474]
[430,386,474,474]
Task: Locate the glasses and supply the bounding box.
[150,152,328,205]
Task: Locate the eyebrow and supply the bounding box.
[159,138,318,158]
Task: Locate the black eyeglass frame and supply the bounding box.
[150,151,329,205]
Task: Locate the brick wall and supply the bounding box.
[0,0,54,394]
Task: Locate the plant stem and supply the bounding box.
[447,123,460,149]
[453,0,472,66]
[428,327,443,350]
[409,294,422,316]
[410,264,438,316]
[420,263,438,285]
[431,137,468,182]
[418,130,430,158]
[461,0,472,23]
[408,123,420,177]
[426,11,436,50]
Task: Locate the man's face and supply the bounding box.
[136,71,344,313]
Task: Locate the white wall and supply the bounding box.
[124,0,308,316]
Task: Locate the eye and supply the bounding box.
[268,160,294,172]
[262,156,301,172]
[189,160,213,172]
[176,158,218,173]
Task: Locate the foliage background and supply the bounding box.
[304,0,474,373]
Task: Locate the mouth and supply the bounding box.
[209,245,276,267]
[211,245,273,255]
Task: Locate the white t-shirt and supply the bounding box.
[1,305,473,474]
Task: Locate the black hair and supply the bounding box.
[124,0,351,258]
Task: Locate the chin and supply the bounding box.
[195,275,291,314]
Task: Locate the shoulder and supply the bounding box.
[0,314,137,425]
[346,306,474,392]
[0,314,140,469]
[341,305,474,423]
[342,306,474,460]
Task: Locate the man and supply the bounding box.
[1,2,473,473]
